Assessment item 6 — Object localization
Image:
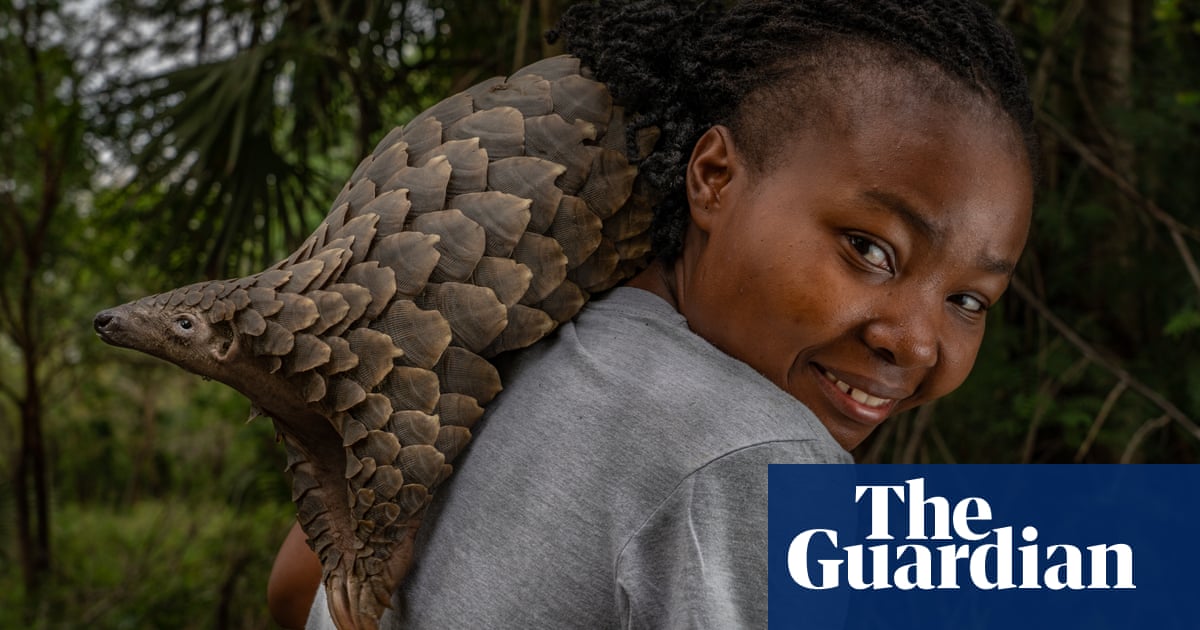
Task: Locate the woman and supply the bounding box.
[287,0,1036,627]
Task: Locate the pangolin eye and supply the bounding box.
[176,317,193,331]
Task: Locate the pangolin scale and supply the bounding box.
[94,55,659,630]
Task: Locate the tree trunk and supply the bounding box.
[10,244,52,605]
[1081,0,1140,344]
[16,376,50,597]
[6,4,65,600]
[1082,0,1134,180]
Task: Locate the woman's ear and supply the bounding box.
[685,125,739,233]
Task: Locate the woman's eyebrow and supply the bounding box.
[977,254,1015,276]
[860,189,944,242]
[861,190,1016,276]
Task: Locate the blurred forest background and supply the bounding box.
[1,0,1197,627]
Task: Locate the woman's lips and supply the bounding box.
[820,368,893,407]
[812,364,903,425]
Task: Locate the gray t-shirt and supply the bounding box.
[308,287,851,629]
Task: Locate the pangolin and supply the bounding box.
[93,55,660,630]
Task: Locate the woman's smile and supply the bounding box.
[813,363,901,419]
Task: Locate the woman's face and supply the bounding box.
[671,88,1033,450]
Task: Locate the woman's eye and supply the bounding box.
[950,294,987,314]
[848,235,892,272]
[176,318,193,331]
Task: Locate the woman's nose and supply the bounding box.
[860,299,939,369]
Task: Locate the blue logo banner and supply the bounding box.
[768,465,1198,629]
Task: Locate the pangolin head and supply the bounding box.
[95,266,440,630]
[93,267,340,423]
[94,282,243,381]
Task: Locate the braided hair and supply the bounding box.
[552,0,1035,263]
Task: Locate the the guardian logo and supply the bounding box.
[787,478,1135,591]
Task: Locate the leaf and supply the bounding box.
[1164,308,1200,338]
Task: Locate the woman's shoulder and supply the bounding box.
[486,285,847,476]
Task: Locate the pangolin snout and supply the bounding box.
[93,309,122,342]
[93,310,113,332]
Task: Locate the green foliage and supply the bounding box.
[101,0,567,279]
[857,1,1200,465]
[0,500,293,630]
[1165,307,1200,338]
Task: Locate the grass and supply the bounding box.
[1,498,295,629]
